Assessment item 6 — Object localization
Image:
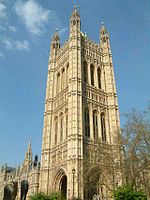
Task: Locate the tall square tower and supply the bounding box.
[39,6,122,200]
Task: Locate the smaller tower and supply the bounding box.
[49,30,60,62]
[23,140,33,171]
[70,5,81,38]
[100,22,110,44]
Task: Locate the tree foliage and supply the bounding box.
[114,185,147,200]
[30,192,64,200]
[122,106,150,198]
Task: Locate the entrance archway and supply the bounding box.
[60,175,67,199]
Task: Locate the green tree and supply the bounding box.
[30,192,64,200]
[114,185,147,200]
[122,106,150,198]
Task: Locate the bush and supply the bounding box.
[30,192,65,200]
[114,185,147,200]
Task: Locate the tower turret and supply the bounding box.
[23,139,33,170]
[70,5,81,38]
[100,22,120,144]
[50,30,60,61]
[100,22,111,53]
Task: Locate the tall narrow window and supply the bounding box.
[101,112,106,142]
[66,111,68,139]
[83,61,88,83]
[54,117,58,144]
[66,64,69,86]
[56,73,60,94]
[60,113,63,142]
[93,110,98,140]
[61,68,65,90]
[85,108,90,137]
[90,64,94,86]
[97,68,101,89]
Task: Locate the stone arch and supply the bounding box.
[53,168,68,199]
[84,167,108,200]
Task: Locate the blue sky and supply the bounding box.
[0,0,150,167]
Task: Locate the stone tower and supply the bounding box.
[39,6,121,200]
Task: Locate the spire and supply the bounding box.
[25,139,32,163]
[51,29,60,48]
[52,29,59,43]
[71,5,80,20]
[70,5,81,37]
[50,29,60,60]
[100,22,109,44]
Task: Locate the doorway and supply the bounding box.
[60,175,67,199]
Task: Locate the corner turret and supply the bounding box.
[70,5,81,38]
[23,139,33,171]
[100,22,109,43]
[49,29,60,62]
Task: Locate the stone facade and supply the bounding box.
[0,6,122,200]
[39,6,122,200]
[0,141,40,200]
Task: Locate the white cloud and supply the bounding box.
[15,0,51,36]
[3,37,30,51]
[0,52,4,58]
[0,2,6,19]
[15,40,29,51]
[3,38,13,50]
[9,26,17,32]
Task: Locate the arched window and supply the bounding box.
[83,61,88,83]
[97,68,101,89]
[65,110,68,139]
[93,110,98,140]
[61,68,65,90]
[90,64,94,86]
[101,112,106,142]
[85,108,90,137]
[54,117,58,144]
[66,64,69,86]
[56,73,60,94]
[60,113,63,142]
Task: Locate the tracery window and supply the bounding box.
[66,64,69,85]
[83,61,88,83]
[101,112,106,142]
[93,110,98,140]
[61,68,65,90]
[90,64,94,86]
[56,73,60,94]
[60,113,63,142]
[84,108,90,137]
[54,117,58,144]
[97,68,101,89]
[66,110,68,139]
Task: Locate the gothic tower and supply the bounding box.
[39,6,121,200]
